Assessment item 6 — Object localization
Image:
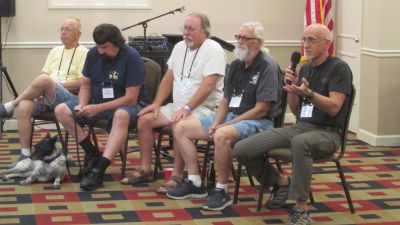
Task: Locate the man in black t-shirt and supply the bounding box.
[166,21,282,211]
[233,23,352,225]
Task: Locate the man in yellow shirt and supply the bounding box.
[0,17,88,166]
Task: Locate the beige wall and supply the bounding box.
[359,0,400,146]
[3,1,399,146]
[1,0,305,102]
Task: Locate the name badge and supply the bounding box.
[229,94,242,108]
[300,103,314,118]
[102,87,114,99]
[180,78,193,92]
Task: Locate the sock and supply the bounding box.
[3,101,14,113]
[216,182,228,192]
[79,136,98,155]
[95,156,111,173]
[188,174,202,187]
[21,148,30,156]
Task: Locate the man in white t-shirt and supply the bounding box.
[121,12,226,188]
[0,17,88,166]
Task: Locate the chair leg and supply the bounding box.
[336,161,355,213]
[246,168,255,187]
[309,190,315,203]
[230,164,236,182]
[200,142,211,182]
[120,136,128,179]
[153,131,163,180]
[29,118,36,148]
[233,162,242,204]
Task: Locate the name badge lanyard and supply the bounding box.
[229,89,244,108]
[180,45,202,80]
[57,44,79,78]
[102,68,117,99]
[300,69,317,118]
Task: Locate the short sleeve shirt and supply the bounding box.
[82,44,147,104]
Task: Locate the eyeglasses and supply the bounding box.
[234,35,258,42]
[60,27,73,33]
[301,37,327,45]
[181,26,199,33]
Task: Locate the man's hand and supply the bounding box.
[284,65,299,86]
[171,108,191,123]
[138,103,161,118]
[284,77,310,97]
[75,104,100,117]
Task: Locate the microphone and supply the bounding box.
[288,51,301,84]
[176,6,185,13]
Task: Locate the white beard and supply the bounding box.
[184,39,194,48]
[234,45,250,61]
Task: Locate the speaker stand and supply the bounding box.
[0,17,18,133]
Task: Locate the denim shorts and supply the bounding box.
[64,98,146,132]
[199,112,274,139]
[33,82,77,116]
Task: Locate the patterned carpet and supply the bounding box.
[0,129,399,225]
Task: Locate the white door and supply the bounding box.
[336,0,362,133]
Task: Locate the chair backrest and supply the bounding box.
[143,57,162,103]
[336,84,356,160]
[273,90,287,128]
[273,70,287,128]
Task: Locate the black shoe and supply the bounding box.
[266,177,291,209]
[80,168,104,191]
[82,152,102,177]
[203,188,233,211]
[166,179,208,200]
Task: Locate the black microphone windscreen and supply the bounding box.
[291,51,301,64]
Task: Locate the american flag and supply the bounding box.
[302,0,334,60]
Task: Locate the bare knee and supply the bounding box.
[138,113,157,130]
[112,109,130,127]
[15,100,35,118]
[213,129,235,147]
[173,120,192,138]
[54,103,71,121]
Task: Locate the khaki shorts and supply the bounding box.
[160,103,215,121]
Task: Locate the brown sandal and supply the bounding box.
[157,175,183,194]
[120,168,154,185]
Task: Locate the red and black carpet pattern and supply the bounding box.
[0,130,399,225]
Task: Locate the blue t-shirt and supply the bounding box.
[83,44,147,104]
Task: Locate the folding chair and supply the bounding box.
[254,84,356,212]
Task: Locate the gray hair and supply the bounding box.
[242,21,269,54]
[187,12,211,37]
[65,17,82,32]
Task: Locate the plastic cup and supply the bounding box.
[163,167,174,181]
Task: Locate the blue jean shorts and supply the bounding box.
[33,82,77,116]
[199,112,274,139]
[64,98,146,132]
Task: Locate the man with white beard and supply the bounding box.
[165,21,283,211]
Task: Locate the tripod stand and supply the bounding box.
[0,17,18,133]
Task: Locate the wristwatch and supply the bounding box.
[183,105,192,112]
[306,88,314,101]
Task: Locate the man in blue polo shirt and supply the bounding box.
[55,23,147,191]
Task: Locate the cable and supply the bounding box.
[3,17,13,49]
[2,17,13,49]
